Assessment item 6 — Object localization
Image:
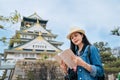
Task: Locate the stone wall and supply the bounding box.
[11,60,65,80]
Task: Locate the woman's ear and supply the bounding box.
[81,34,84,38]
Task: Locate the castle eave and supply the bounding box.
[23,17,48,24]
[48,40,63,45]
[4,49,60,54]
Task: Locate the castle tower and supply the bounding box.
[4,13,63,61]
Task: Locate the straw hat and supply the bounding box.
[67,27,85,39]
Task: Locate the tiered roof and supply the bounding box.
[5,13,63,58]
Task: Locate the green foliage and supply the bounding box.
[0,70,7,80]
[118,73,120,80]
[0,10,21,44]
[94,42,111,52]
[16,75,22,80]
[8,32,21,48]
[9,10,21,24]
[0,25,5,30]
[27,71,34,80]
[0,15,9,22]
[44,55,48,59]
[111,27,120,36]
[104,67,120,73]
[93,42,114,63]
[0,37,7,43]
[101,52,116,63]
[105,59,120,68]
[93,41,120,75]
[0,10,21,24]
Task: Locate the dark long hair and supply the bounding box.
[70,32,91,53]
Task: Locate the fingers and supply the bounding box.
[60,60,63,64]
[71,56,78,65]
[60,60,68,74]
[71,55,76,60]
[73,66,77,72]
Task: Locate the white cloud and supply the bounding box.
[0,0,120,52]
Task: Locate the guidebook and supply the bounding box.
[54,49,77,69]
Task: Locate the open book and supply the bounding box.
[54,49,77,69]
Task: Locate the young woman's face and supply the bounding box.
[70,32,83,46]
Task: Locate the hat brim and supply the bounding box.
[67,30,85,39]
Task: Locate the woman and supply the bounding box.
[60,27,104,80]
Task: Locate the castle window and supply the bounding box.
[23,49,32,51]
[15,54,20,57]
[36,49,44,51]
[25,35,27,38]
[23,53,28,57]
[45,46,46,48]
[47,50,55,52]
[28,31,33,33]
[30,54,34,57]
[31,35,34,38]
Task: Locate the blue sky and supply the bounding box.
[0,0,120,53]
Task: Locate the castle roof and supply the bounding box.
[5,36,61,53]
[23,12,48,24]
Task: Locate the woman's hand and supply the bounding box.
[72,55,85,66]
[72,56,92,72]
[60,60,68,74]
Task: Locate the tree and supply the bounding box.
[94,42,111,52]
[93,42,116,63]
[0,10,21,25]
[0,10,21,43]
[118,72,120,80]
[93,41,120,79]
[0,37,7,43]
[111,27,120,36]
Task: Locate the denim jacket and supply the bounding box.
[76,45,104,80]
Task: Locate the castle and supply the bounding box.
[4,12,63,61]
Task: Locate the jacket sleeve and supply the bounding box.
[89,45,104,77]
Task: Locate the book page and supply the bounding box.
[54,53,62,64]
[54,49,77,69]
